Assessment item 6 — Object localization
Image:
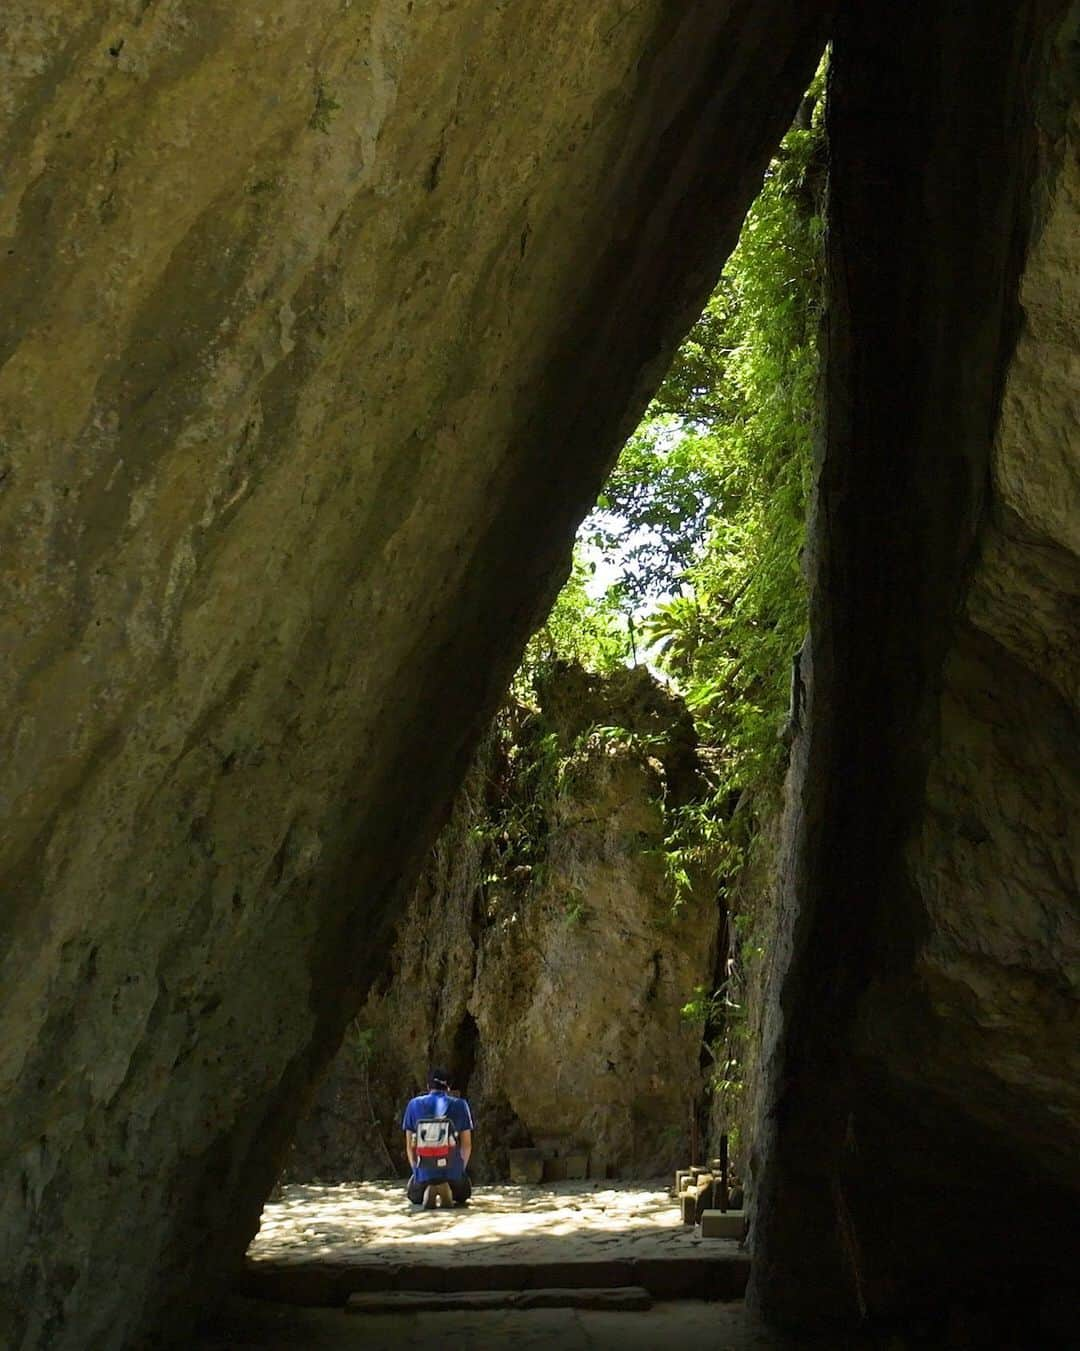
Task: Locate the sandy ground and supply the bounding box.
[247,1179,731,1269]
[206,1182,875,1349]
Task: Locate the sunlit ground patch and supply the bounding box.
[249,1179,702,1265]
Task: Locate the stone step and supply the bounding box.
[240,1251,749,1308]
[344,1284,653,1314]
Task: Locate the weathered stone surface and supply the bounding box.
[751,0,1080,1338]
[344,1286,654,1313]
[469,676,717,1179]
[241,1179,752,1304]
[0,3,831,1347]
[509,1149,545,1186]
[200,1292,781,1351]
[287,665,718,1183]
[562,1152,590,1181]
[12,1,1075,1345]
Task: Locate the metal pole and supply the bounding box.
[719,1133,729,1212]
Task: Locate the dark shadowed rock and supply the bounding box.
[751,0,1080,1338]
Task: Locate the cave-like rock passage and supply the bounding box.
[0,3,830,1347]
[2,1,1077,1348]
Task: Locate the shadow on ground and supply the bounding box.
[197,1295,829,1350]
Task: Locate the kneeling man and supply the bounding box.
[402,1068,473,1208]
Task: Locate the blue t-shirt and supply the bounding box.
[402,1091,474,1182]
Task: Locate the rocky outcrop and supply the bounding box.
[751,1,1080,1339]
[287,664,719,1183]
[0,7,833,1344]
[7,0,1078,1346]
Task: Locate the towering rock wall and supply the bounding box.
[287,665,719,1185]
[752,1,1080,1338]
[0,3,831,1347]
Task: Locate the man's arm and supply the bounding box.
[402,1102,416,1171]
[455,1098,474,1170]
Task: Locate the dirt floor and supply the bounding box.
[246,1179,726,1269]
[196,1182,877,1348]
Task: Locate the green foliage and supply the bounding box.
[473,711,562,899]
[561,888,590,927]
[655,92,824,1136]
[580,77,825,890]
[584,88,823,622]
[513,554,630,698]
[645,105,823,805]
[346,1023,377,1068]
[546,75,826,1145]
[487,75,826,1145]
[587,425,727,604]
[504,83,825,911]
[586,724,667,754]
[680,985,720,1026]
[661,799,729,914]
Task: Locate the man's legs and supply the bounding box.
[408,1176,455,1208]
[407,1175,467,1207]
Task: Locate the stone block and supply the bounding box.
[699,1209,747,1240]
[633,1254,750,1301]
[563,1151,589,1180]
[519,1285,652,1312]
[345,1285,652,1315]
[508,1147,544,1185]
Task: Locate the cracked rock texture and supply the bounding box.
[0,2,830,1347]
[751,1,1080,1339]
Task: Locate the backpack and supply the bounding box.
[415,1115,456,1169]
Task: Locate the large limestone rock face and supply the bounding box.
[0,2,831,1347]
[288,665,718,1184]
[472,744,713,1179]
[752,0,1080,1336]
[471,666,716,1178]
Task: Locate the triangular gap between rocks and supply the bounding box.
[248,64,827,1273]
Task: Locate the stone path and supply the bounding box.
[217,1185,867,1346]
[242,1180,749,1306]
[248,1179,721,1269]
